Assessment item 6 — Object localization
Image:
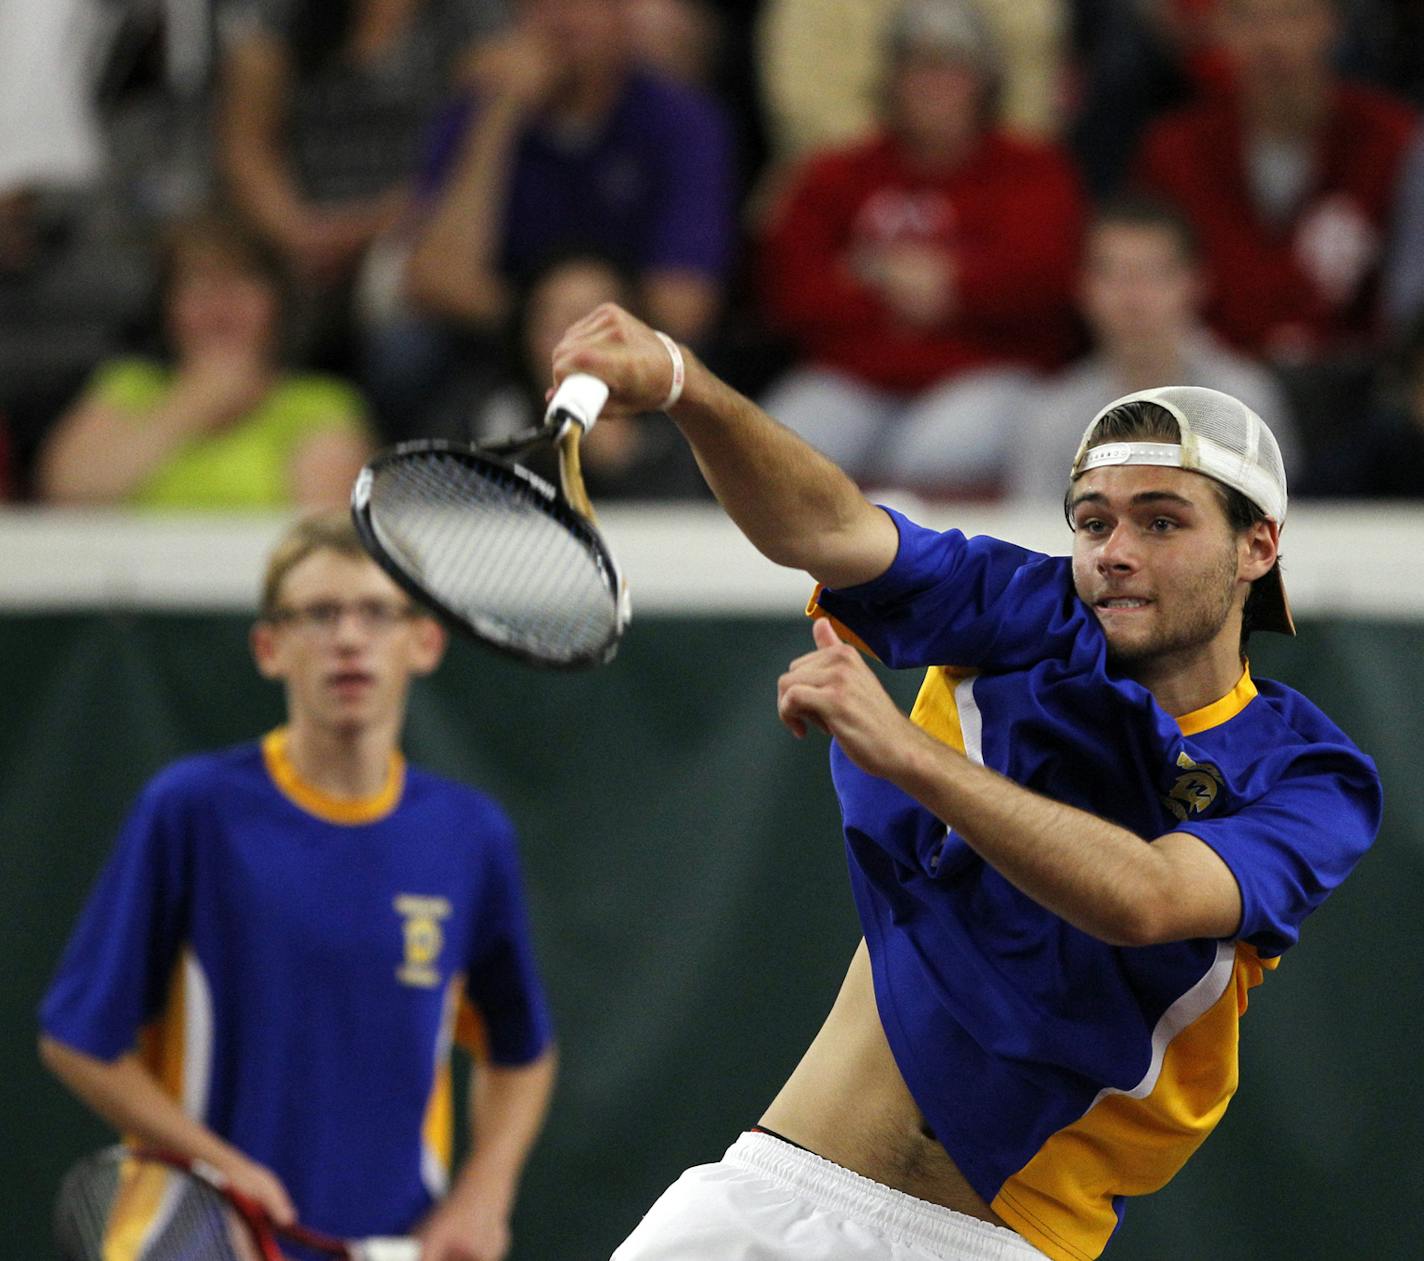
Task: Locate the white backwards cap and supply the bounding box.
[1069,385,1294,635]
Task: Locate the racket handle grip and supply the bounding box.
[547,373,609,435]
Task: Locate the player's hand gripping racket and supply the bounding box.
[54,1145,420,1261]
[351,373,629,668]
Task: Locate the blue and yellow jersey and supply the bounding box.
[816,510,1382,1261]
[40,731,553,1238]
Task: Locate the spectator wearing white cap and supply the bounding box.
[756,0,1067,167]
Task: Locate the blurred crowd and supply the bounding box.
[2,0,1422,510]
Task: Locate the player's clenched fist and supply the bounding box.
[778,618,927,782]
[549,303,685,418]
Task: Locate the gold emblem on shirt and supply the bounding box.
[394,894,452,988]
[1163,752,1225,821]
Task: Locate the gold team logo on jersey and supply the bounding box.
[1162,752,1226,821]
[394,894,452,988]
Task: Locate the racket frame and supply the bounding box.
[351,437,627,669]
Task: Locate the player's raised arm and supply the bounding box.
[550,303,899,591]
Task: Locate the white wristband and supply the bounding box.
[653,331,685,411]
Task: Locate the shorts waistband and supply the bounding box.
[725,1131,1046,1261]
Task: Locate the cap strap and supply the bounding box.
[1075,442,1184,473]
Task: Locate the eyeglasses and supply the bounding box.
[267,599,419,635]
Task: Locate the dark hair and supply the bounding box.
[1072,399,1271,651]
[288,0,358,76]
[1087,195,1202,266]
[517,245,636,311]
[156,209,286,296]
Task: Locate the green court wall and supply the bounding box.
[2,613,1420,1259]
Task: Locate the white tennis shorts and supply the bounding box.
[610,1131,1049,1260]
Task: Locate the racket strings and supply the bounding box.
[369,453,620,664]
[55,1149,257,1261]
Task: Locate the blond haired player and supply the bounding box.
[41,513,556,1260]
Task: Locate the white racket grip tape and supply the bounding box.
[547,372,610,436]
[355,1240,422,1261]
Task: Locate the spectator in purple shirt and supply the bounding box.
[364,0,734,441]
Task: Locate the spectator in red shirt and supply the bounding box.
[1133,0,1418,363]
[756,0,1085,498]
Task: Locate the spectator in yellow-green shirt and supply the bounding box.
[37,211,372,510]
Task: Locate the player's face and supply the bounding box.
[1069,466,1263,672]
[253,550,445,738]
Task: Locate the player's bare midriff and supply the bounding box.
[759,939,1008,1227]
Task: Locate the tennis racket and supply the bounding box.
[350,372,629,669]
[55,1146,420,1261]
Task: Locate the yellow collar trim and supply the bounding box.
[1175,667,1257,736]
[261,728,404,825]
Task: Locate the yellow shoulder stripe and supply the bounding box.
[909,665,975,753]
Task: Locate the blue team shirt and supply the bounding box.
[40,732,553,1238]
[817,510,1381,1261]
